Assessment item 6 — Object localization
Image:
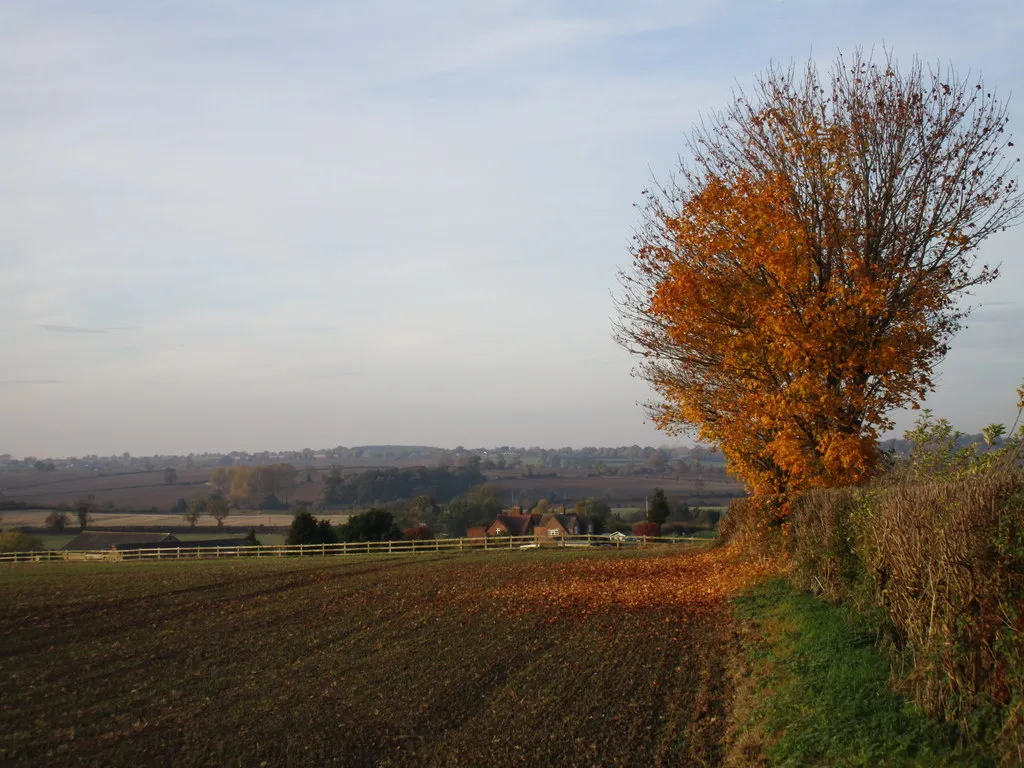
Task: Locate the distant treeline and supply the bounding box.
[321,464,485,507]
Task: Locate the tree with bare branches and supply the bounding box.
[616,49,1022,506]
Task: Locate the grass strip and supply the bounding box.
[729,578,993,767]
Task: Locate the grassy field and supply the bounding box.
[20,532,289,551]
[0,468,325,510]
[729,580,991,766]
[2,464,742,513]
[1,509,346,532]
[0,546,773,767]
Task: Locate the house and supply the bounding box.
[62,531,181,551]
[472,505,594,542]
[533,513,595,540]
[486,512,542,537]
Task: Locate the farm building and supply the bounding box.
[62,531,181,551]
[177,538,255,548]
[61,533,256,551]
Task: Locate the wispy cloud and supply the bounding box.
[39,324,133,334]
[1,0,1022,456]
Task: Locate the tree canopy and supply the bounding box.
[616,49,1022,502]
[321,465,484,507]
[646,488,671,525]
[337,508,401,543]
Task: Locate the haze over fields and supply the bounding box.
[2,1,1022,459]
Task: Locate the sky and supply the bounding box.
[2,0,1023,458]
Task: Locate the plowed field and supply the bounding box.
[0,546,773,767]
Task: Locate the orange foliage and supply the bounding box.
[492,546,779,618]
[616,49,1022,505]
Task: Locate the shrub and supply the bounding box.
[719,496,789,558]
[632,521,661,537]
[45,510,71,533]
[788,487,864,603]
[660,522,702,537]
[286,511,336,545]
[259,493,287,510]
[0,530,43,553]
[403,524,433,540]
[605,517,633,534]
[337,508,401,543]
[858,477,1024,735]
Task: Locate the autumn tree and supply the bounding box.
[229,466,253,503]
[210,467,229,494]
[223,464,298,506]
[616,49,1022,505]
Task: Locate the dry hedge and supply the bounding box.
[788,473,1024,763]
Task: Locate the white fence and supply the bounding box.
[0,534,705,564]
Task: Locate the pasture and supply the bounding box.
[0,546,771,767]
[1,464,742,513]
[0,468,325,511]
[0,507,347,532]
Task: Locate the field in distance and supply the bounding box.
[1,465,742,512]
[0,508,348,533]
[0,546,770,767]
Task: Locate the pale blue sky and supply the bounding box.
[2,1,1022,457]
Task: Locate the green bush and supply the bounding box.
[286,511,337,546]
[337,508,400,543]
[0,529,43,553]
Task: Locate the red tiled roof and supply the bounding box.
[492,514,534,535]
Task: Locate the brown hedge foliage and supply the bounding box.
[719,495,789,560]
[788,487,863,604]
[788,473,1024,763]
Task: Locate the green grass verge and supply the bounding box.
[32,534,76,549]
[730,579,993,767]
[28,532,287,548]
